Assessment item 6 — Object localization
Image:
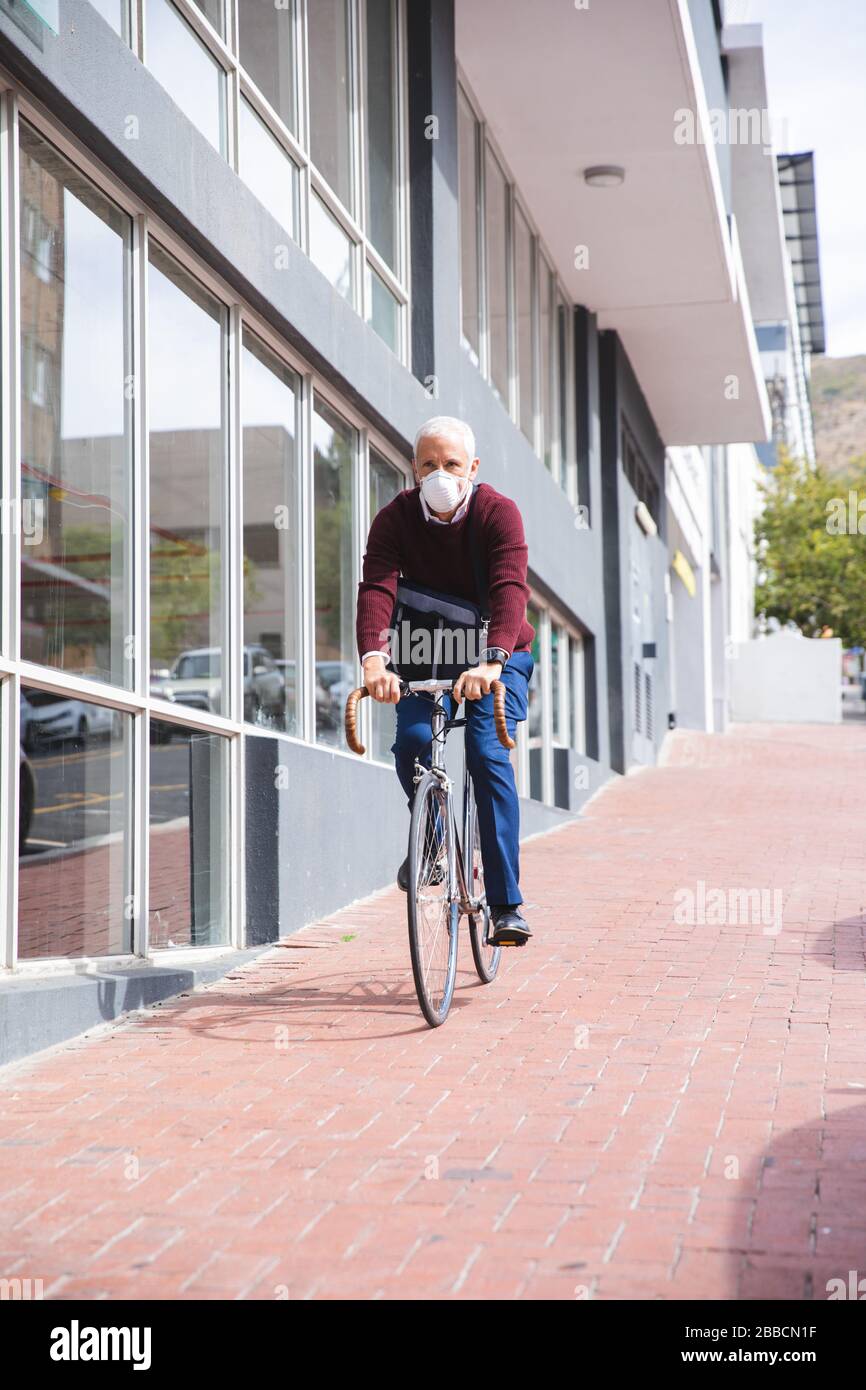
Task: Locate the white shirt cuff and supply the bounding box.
[360,650,390,666]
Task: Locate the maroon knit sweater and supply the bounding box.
[356,482,534,659]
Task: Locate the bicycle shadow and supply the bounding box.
[134,954,491,1046]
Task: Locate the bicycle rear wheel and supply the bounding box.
[466,799,501,983]
[407,771,459,1027]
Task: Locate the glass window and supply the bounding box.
[526,601,544,801]
[527,601,543,743]
[308,0,353,212]
[239,97,298,240]
[18,689,129,959]
[366,263,399,354]
[484,146,508,403]
[191,0,223,37]
[369,448,403,518]
[238,0,298,135]
[540,258,554,472]
[365,0,399,272]
[551,624,563,744]
[19,124,132,689]
[514,204,534,444]
[146,0,226,156]
[148,246,227,716]
[90,0,129,40]
[241,332,300,735]
[313,400,357,747]
[557,296,571,484]
[310,193,355,302]
[458,90,480,361]
[369,450,404,763]
[149,723,227,948]
[570,633,585,754]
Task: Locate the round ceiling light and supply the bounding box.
[583,165,626,188]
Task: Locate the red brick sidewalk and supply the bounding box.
[2,723,866,1301]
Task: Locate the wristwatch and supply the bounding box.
[480,646,509,668]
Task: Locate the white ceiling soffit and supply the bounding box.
[722,23,791,326]
[456,0,772,447]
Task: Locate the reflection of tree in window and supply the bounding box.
[147,245,226,695]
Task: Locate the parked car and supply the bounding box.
[316,661,356,732]
[19,746,35,850]
[243,645,285,723]
[161,648,221,714]
[19,692,32,749]
[149,675,177,742]
[21,689,115,749]
[161,645,285,721]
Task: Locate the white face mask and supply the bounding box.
[419,469,469,515]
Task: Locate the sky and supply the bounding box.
[728,0,866,359]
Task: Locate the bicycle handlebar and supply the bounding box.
[344,678,515,757]
[344,686,369,755]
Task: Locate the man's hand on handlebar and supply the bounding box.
[363,653,402,704]
[453,661,503,703]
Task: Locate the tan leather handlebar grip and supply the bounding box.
[491,679,515,750]
[344,686,369,755]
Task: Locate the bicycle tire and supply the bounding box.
[466,798,501,984]
[407,770,459,1027]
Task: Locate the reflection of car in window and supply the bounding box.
[315,661,355,731]
[161,646,286,723]
[19,746,35,850]
[173,651,221,680]
[20,690,114,749]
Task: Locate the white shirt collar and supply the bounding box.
[419,482,473,526]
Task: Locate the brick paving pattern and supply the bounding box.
[1,722,865,1300]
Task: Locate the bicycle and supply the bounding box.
[344,677,516,1027]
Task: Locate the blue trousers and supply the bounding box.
[391,651,533,907]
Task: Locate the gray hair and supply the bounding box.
[413,415,476,462]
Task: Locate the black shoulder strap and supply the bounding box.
[466,483,490,621]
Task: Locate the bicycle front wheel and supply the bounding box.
[407,771,459,1027]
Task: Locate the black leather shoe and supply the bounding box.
[489,905,531,946]
[398,855,444,892]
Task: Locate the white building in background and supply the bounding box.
[665,439,762,735]
[665,18,825,737]
[723,22,825,468]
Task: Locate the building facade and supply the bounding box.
[0,0,819,1060]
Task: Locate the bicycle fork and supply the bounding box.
[411,698,478,918]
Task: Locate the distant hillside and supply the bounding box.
[810,354,866,474]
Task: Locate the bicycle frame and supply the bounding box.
[415,692,483,918]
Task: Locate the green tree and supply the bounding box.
[755,448,866,647]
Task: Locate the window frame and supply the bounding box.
[519,590,587,807]
[135,0,411,363]
[0,79,413,975]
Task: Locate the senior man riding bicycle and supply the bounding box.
[356,415,535,948]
